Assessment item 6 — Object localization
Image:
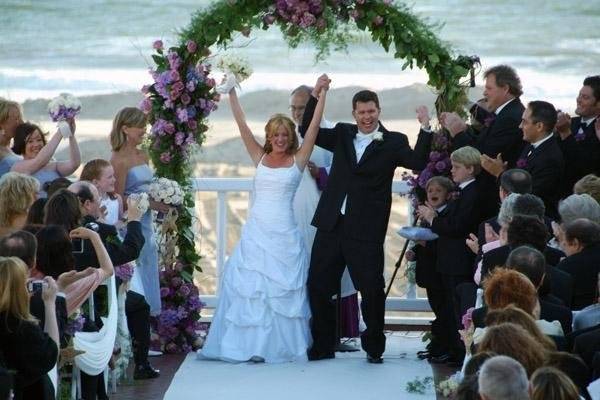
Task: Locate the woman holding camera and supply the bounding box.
[0,256,59,400]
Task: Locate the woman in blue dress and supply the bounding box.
[110,107,170,316]
[11,121,80,197]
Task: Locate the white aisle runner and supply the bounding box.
[165,332,436,400]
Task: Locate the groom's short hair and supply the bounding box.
[352,90,380,110]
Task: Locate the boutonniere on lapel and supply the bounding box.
[574,131,586,142]
[372,132,384,141]
[516,158,528,168]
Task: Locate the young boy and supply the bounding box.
[417,146,485,366]
[412,176,454,360]
[557,218,600,310]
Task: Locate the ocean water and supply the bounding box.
[2,0,600,111]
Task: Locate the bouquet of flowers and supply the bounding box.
[459,306,475,355]
[149,177,184,206]
[47,93,81,138]
[215,53,253,83]
[436,374,460,397]
[128,192,149,214]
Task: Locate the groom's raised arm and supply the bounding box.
[395,127,432,171]
[299,95,338,152]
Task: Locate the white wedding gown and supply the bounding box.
[199,157,311,363]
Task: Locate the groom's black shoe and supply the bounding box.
[134,364,160,380]
[307,348,335,361]
[367,354,383,364]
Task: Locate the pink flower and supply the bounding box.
[160,152,172,164]
[186,40,197,54]
[153,40,164,50]
[462,307,475,330]
[373,15,384,26]
[170,70,181,82]
[138,98,152,114]
[263,14,276,25]
[205,78,216,88]
[164,122,176,134]
[180,93,191,105]
[187,120,197,131]
[186,81,196,92]
[141,84,151,94]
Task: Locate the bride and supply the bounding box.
[199,74,330,363]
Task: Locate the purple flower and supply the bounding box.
[180,93,191,105]
[65,314,86,336]
[178,284,191,297]
[164,122,176,134]
[153,40,164,50]
[139,98,152,114]
[167,51,181,70]
[263,13,276,25]
[171,276,183,288]
[176,108,189,123]
[175,131,185,146]
[435,160,447,172]
[115,263,134,281]
[373,15,384,26]
[574,131,586,142]
[516,158,528,168]
[462,307,475,330]
[160,287,171,298]
[160,152,172,163]
[185,81,196,92]
[187,120,198,131]
[141,84,151,94]
[186,40,197,54]
[170,70,181,82]
[429,151,441,162]
[484,115,496,127]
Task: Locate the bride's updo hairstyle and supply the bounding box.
[263,114,298,155]
[110,107,147,151]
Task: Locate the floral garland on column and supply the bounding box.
[142,0,472,353]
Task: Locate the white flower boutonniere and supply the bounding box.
[373,132,384,141]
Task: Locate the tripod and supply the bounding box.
[334,277,359,352]
[385,217,419,298]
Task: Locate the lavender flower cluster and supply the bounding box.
[270,0,326,28]
[152,263,205,353]
[141,40,219,164]
[65,313,86,336]
[115,262,134,282]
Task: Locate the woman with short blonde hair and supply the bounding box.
[0,171,39,235]
[530,367,580,400]
[0,98,24,176]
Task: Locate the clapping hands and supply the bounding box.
[416,106,430,130]
[480,153,507,177]
[416,203,436,224]
[555,111,571,140]
[440,112,467,137]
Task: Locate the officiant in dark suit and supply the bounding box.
[555,75,600,197]
[441,65,526,219]
[300,75,431,363]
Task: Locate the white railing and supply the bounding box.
[191,178,431,313]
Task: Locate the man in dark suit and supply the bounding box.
[555,75,600,197]
[300,76,431,363]
[69,181,159,379]
[473,246,573,334]
[441,65,526,219]
[515,101,565,220]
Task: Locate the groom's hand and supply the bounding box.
[312,74,330,98]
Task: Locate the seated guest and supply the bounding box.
[484,305,556,350]
[545,351,592,399]
[478,355,530,400]
[504,246,573,334]
[417,146,486,366]
[555,75,600,197]
[557,218,600,310]
[11,121,80,198]
[558,193,600,226]
[530,366,581,400]
[455,351,497,400]
[477,323,547,377]
[0,256,58,400]
[574,174,600,204]
[0,172,38,237]
[26,198,47,225]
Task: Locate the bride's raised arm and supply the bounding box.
[228,87,263,166]
[295,77,329,170]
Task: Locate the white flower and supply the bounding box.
[373,132,384,141]
[216,53,253,82]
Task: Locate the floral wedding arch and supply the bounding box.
[142,0,474,352]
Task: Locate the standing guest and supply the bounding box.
[300,78,431,363]
[289,86,359,341]
[11,121,80,198]
[0,99,23,176]
[81,159,124,225]
[412,175,454,360]
[0,172,39,237]
[441,65,526,218]
[557,218,600,310]
[555,75,600,197]
[0,256,59,400]
[530,366,581,400]
[418,146,485,366]
[110,107,170,316]
[478,355,530,400]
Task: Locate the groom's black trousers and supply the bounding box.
[308,215,386,358]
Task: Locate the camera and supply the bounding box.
[26,280,46,293]
[72,238,84,253]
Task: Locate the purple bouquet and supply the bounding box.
[47,93,82,122]
[65,312,86,336]
[115,262,135,282]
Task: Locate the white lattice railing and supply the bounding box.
[191,178,432,317]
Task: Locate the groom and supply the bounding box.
[300,74,431,363]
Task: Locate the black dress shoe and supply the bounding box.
[367,355,383,364]
[307,349,335,361]
[134,364,160,380]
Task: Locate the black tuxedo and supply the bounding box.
[300,95,431,358]
[557,243,600,311]
[452,98,526,219]
[518,136,565,220]
[558,116,600,198]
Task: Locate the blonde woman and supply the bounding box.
[0,171,39,237]
[110,107,169,316]
[0,256,59,400]
[200,75,329,363]
[0,98,23,176]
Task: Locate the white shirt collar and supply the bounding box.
[459,178,475,190]
[581,116,597,126]
[436,204,447,213]
[357,124,380,137]
[531,133,553,149]
[494,98,516,115]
